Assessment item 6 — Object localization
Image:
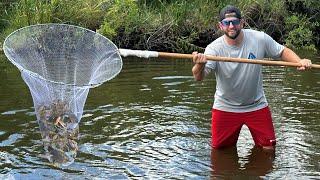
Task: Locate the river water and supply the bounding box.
[0,53,319,179]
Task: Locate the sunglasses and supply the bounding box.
[221,19,241,26]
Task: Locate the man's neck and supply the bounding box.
[224,30,244,47]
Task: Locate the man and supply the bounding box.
[192,5,312,150]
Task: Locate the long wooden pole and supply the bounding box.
[158,52,320,68]
[119,49,320,69]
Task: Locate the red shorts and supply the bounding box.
[211,106,276,148]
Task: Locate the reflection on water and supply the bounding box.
[211,146,275,178]
[0,55,320,179]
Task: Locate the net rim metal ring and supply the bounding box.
[3,23,123,88]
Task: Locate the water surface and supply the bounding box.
[0,54,319,179]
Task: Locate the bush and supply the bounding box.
[1,0,319,52]
[0,0,107,42]
[98,0,140,38]
[285,14,317,52]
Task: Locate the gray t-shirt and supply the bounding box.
[204,29,284,112]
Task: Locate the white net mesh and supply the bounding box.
[3,24,122,165]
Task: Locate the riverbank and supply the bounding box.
[0,0,319,53]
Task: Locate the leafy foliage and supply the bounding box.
[1,0,320,53]
[98,0,140,38]
[0,0,107,42]
[285,14,317,51]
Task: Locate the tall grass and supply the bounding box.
[0,0,107,43]
[1,0,319,52]
[97,0,222,51]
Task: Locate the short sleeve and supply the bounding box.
[264,33,285,59]
[204,45,217,76]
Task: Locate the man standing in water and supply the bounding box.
[192,5,312,150]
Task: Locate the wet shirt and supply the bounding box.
[204,29,284,112]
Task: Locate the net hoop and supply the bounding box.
[3,23,122,88]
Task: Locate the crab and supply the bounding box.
[54,116,66,128]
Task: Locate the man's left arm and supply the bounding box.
[281,47,312,70]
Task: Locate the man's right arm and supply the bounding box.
[192,52,207,81]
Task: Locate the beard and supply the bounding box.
[225,29,241,39]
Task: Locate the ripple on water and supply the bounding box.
[77,101,211,178]
[1,109,29,115]
[1,57,320,178]
[0,133,24,147]
[152,76,194,80]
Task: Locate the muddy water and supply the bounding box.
[0,54,319,179]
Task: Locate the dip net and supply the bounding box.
[3,24,122,166]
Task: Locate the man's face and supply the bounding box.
[219,16,243,40]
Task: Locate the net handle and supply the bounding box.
[118,48,320,69]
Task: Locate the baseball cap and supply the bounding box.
[219,5,242,21]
